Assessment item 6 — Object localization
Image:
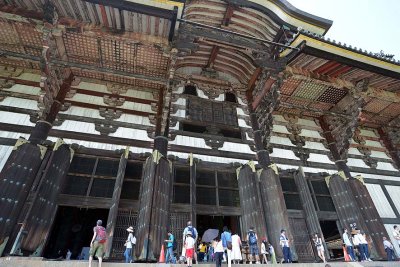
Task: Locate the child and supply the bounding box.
[268,243,277,264]
[185,232,195,267]
[260,239,269,264]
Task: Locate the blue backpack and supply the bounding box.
[188,226,196,238]
[249,232,257,245]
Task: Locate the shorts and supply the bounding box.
[317,245,324,252]
[249,244,259,255]
[186,248,194,258]
[89,241,105,258]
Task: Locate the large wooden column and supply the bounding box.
[135,136,172,262]
[293,167,327,260]
[105,148,129,258]
[189,154,196,226]
[236,162,268,247]
[14,139,74,256]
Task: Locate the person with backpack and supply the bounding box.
[247,227,260,264]
[183,221,198,262]
[88,220,107,267]
[123,226,135,263]
[279,229,292,263]
[165,231,177,263]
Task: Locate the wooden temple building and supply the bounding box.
[0,0,400,262]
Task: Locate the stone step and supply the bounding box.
[0,258,399,267]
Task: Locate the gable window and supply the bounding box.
[225,92,237,103]
[183,85,197,96]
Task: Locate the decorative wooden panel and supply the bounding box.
[111,211,138,260]
[169,212,190,255]
[20,142,73,256]
[187,98,238,127]
[288,218,315,262]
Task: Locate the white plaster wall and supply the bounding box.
[117,114,152,126]
[350,173,400,182]
[360,129,378,138]
[300,129,323,139]
[0,111,35,126]
[0,131,29,139]
[169,135,211,149]
[0,97,39,110]
[272,124,290,134]
[348,147,363,156]
[220,142,255,154]
[0,145,13,172]
[110,128,153,141]
[376,162,398,172]
[236,107,247,116]
[168,151,251,165]
[270,136,295,147]
[384,224,400,257]
[173,98,186,106]
[238,118,251,128]
[4,84,41,95]
[364,140,383,148]
[172,109,186,118]
[365,183,397,218]
[370,151,391,159]
[298,118,318,127]
[53,120,99,135]
[308,153,334,164]
[385,185,400,214]
[60,106,103,119]
[270,148,299,160]
[346,158,370,168]
[304,141,329,151]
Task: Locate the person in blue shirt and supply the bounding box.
[221,226,232,267]
[165,232,176,263]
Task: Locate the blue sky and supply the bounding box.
[287,0,400,59]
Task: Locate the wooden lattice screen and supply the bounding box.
[169,212,191,256]
[110,210,138,260]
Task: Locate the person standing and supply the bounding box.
[268,243,277,264]
[214,237,224,267]
[342,228,355,261]
[279,229,292,263]
[393,225,400,248]
[88,220,107,267]
[312,233,326,263]
[231,232,242,264]
[221,226,232,267]
[165,232,177,264]
[360,231,372,261]
[185,232,195,267]
[198,242,207,262]
[383,237,395,261]
[183,221,198,262]
[260,239,268,264]
[247,227,260,264]
[124,226,135,263]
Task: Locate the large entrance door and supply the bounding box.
[320,220,342,259]
[43,206,108,259]
[197,215,240,238]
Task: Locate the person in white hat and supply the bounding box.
[124,226,136,263]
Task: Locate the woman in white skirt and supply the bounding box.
[231,232,242,264]
[313,233,326,263]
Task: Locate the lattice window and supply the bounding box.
[289,218,315,262]
[293,80,327,100]
[169,212,191,254]
[317,87,347,104]
[111,210,138,260]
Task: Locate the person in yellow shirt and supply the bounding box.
[198,242,207,262]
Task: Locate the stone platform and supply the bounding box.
[0,258,399,267]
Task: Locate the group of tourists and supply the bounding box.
[86,219,400,266]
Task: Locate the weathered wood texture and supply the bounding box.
[293,168,326,261]
[288,217,314,262]
[347,178,387,259]
[0,139,46,256]
[19,141,73,255]
[237,164,268,250]
[135,148,171,261]
[190,159,196,226]
[105,151,128,258]
[258,167,298,261]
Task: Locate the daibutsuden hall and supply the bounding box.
[0,0,399,265]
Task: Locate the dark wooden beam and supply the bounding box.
[222,4,235,26]
[247,67,262,91]
[206,46,220,68]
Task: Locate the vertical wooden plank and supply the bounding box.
[17,140,73,256]
[258,166,298,261]
[293,167,327,261]
[237,163,267,251]
[0,138,47,256]
[288,218,314,262]
[105,147,129,258]
[189,154,196,226]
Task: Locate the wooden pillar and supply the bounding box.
[12,139,73,256]
[258,165,297,261]
[237,162,267,251]
[105,147,129,258]
[135,136,171,262]
[293,167,328,260]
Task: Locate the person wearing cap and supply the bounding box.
[185,231,195,267]
[89,220,106,267]
[279,229,292,263]
[165,232,177,264]
[124,226,136,263]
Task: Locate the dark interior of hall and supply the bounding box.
[43,206,108,260]
[196,215,240,239]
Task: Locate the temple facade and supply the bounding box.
[0,0,400,262]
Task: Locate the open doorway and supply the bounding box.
[320,220,342,259]
[196,215,240,240]
[43,206,109,259]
